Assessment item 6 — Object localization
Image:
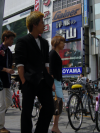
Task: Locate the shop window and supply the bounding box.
[2,17,27,45]
[59,40,82,68]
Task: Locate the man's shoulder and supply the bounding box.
[39,36,48,44]
[17,34,29,43]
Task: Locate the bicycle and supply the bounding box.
[92,78,100,132]
[32,96,41,118]
[66,82,95,131]
[12,85,21,110]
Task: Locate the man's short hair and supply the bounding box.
[51,35,66,49]
[2,30,16,42]
[81,73,84,77]
[26,11,44,32]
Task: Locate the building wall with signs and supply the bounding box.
[42,0,53,50]
[52,3,82,79]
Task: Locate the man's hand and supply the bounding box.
[6,69,15,74]
[0,50,5,56]
[22,78,26,85]
[52,83,55,92]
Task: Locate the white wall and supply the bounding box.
[4,0,35,18]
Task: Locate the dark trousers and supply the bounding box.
[21,79,54,133]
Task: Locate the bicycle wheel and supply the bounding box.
[67,93,83,131]
[18,103,21,111]
[88,95,95,122]
[96,106,100,132]
[12,98,17,108]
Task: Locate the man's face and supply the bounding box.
[80,74,83,78]
[5,36,14,47]
[35,18,44,34]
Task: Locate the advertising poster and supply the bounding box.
[59,40,81,68]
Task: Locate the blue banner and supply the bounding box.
[52,15,82,41]
[84,0,89,26]
[62,67,82,75]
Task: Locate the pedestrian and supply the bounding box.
[15,11,55,133]
[0,30,16,133]
[49,35,65,133]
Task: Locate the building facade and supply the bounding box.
[52,0,84,80]
[88,0,100,80]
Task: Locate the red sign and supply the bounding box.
[35,0,39,11]
[44,11,50,19]
[44,24,49,32]
[43,0,51,6]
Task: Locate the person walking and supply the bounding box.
[49,36,65,133]
[15,11,55,133]
[0,30,16,133]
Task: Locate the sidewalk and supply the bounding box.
[5,107,99,133]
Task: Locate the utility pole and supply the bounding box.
[0,0,5,44]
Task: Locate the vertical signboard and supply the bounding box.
[81,27,85,67]
[35,0,39,11]
[84,0,89,26]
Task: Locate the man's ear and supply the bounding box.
[4,37,7,41]
[33,24,37,28]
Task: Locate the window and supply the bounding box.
[90,21,93,29]
[96,35,100,46]
[90,6,93,13]
[95,3,100,15]
[62,0,67,9]
[2,18,27,45]
[95,19,100,31]
[53,0,81,12]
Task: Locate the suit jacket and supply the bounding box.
[15,34,54,89]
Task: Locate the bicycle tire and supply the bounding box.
[18,103,21,111]
[96,106,100,132]
[12,98,17,108]
[67,93,83,131]
[88,95,95,122]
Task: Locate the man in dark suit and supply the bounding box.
[15,11,55,133]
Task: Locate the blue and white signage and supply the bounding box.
[52,15,82,41]
[84,0,89,26]
[62,67,82,75]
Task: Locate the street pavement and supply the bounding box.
[4,90,99,133]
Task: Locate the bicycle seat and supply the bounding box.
[71,84,83,89]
